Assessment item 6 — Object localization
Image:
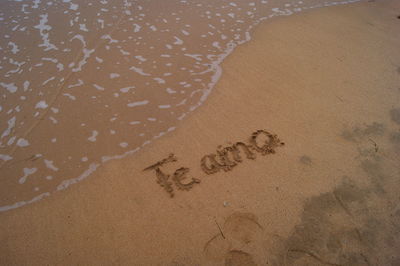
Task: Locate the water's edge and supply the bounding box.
[0,0,361,212]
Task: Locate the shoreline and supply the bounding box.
[1,0,400,265]
[0,0,363,212]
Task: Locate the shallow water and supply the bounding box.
[0,0,359,211]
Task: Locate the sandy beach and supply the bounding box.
[1,0,400,265]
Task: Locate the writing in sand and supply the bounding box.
[143,130,285,197]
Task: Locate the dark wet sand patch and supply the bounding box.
[276,118,400,266]
[299,155,312,165]
[389,108,400,125]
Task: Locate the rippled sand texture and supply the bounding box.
[0,0,359,210]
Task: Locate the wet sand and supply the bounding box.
[1,0,400,265]
[1,0,357,209]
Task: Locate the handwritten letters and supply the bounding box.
[143,130,284,197]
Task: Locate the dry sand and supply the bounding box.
[1,0,400,265]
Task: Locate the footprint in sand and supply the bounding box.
[203,212,263,264]
[299,155,312,165]
[203,234,232,262]
[389,107,400,125]
[225,250,257,266]
[223,212,263,244]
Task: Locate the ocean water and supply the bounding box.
[0,0,359,211]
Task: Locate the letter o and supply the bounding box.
[249,130,282,155]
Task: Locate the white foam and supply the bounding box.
[184,54,202,61]
[7,136,16,146]
[19,168,38,184]
[16,138,30,147]
[32,0,41,9]
[133,24,141,32]
[44,159,59,171]
[110,73,120,79]
[49,116,58,124]
[1,82,18,93]
[173,36,183,45]
[119,142,128,148]
[212,41,222,50]
[0,192,50,212]
[79,24,88,32]
[23,81,30,91]
[34,14,58,51]
[88,130,98,142]
[1,117,16,139]
[166,88,177,94]
[42,57,64,71]
[135,55,147,62]
[57,163,99,191]
[35,100,48,109]
[176,99,187,106]
[93,84,105,91]
[120,86,135,93]
[0,154,13,161]
[5,58,25,76]
[70,3,78,10]
[127,100,149,107]
[120,49,130,55]
[8,41,20,54]
[129,66,150,76]
[63,93,76,100]
[153,77,166,84]
[42,76,55,85]
[101,34,118,44]
[72,48,94,72]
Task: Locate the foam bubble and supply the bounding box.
[127,100,149,107]
[35,100,48,109]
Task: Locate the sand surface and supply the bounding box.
[1,0,400,265]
